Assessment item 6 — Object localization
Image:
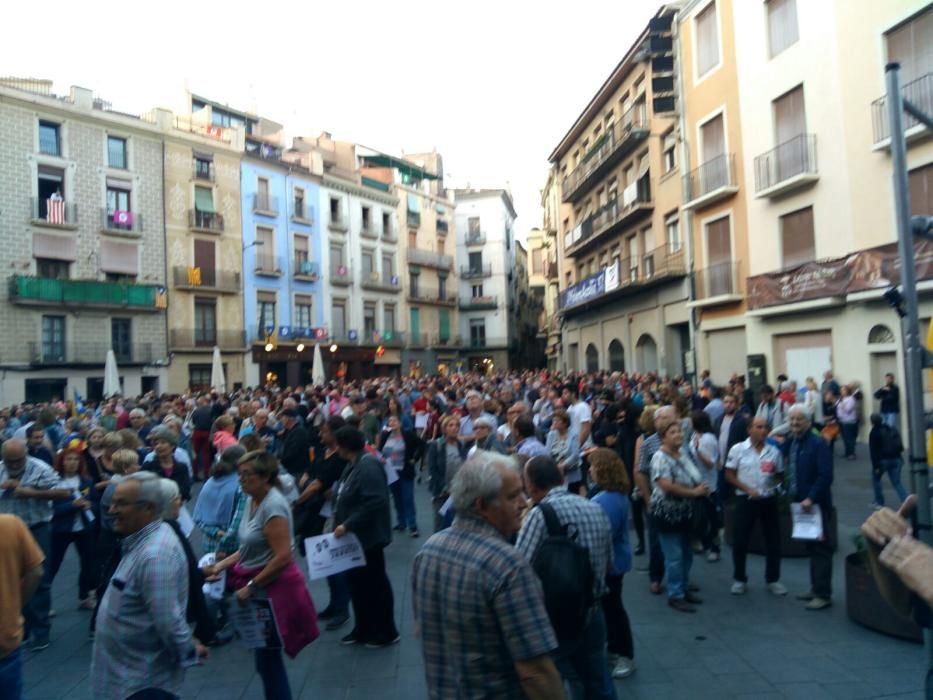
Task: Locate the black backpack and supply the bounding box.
[879,425,903,458]
[530,502,594,641]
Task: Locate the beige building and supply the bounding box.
[541,170,567,371]
[148,108,247,392]
[548,5,689,376]
[525,228,554,369]
[723,0,932,419]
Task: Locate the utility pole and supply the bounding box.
[884,61,933,682]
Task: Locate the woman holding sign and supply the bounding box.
[205,450,319,700]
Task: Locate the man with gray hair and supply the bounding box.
[458,391,497,444]
[91,472,207,699]
[778,403,835,610]
[128,408,153,443]
[412,452,564,700]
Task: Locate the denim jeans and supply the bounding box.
[872,457,909,507]
[657,531,692,600]
[881,412,899,430]
[326,572,350,613]
[840,422,858,458]
[553,607,617,700]
[255,648,292,700]
[24,522,52,645]
[390,476,417,530]
[0,646,22,700]
[646,513,665,585]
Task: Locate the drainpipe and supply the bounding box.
[673,9,699,386]
[161,139,172,379]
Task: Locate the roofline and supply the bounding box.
[547,4,679,163]
[451,189,517,220]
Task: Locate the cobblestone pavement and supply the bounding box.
[24,447,929,699]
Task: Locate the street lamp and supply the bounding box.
[296,343,305,352]
[330,344,338,353]
[243,240,265,251]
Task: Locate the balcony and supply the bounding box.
[559,245,686,315]
[459,295,498,311]
[30,198,78,229]
[172,266,241,294]
[290,202,313,225]
[328,214,348,232]
[361,271,402,293]
[688,261,744,309]
[754,134,819,198]
[561,101,650,202]
[360,221,378,239]
[254,254,283,276]
[436,218,449,235]
[460,263,492,279]
[100,208,143,235]
[463,336,511,350]
[406,248,452,270]
[252,194,278,216]
[170,329,246,350]
[293,259,320,281]
[23,341,155,366]
[192,161,215,181]
[465,230,486,246]
[407,211,421,228]
[382,224,396,243]
[188,209,224,233]
[9,275,164,312]
[408,287,457,307]
[872,73,932,146]
[330,264,353,286]
[564,182,653,258]
[683,154,739,210]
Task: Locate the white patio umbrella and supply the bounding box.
[103,349,121,398]
[210,346,226,393]
[312,343,325,386]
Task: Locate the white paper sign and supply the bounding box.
[791,503,823,540]
[415,413,429,430]
[177,507,195,538]
[198,553,226,601]
[438,495,453,517]
[232,598,281,649]
[303,533,366,580]
[319,499,334,519]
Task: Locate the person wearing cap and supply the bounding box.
[277,408,311,478]
[142,427,191,502]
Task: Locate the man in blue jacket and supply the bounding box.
[780,404,834,610]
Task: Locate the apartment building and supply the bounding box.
[541,170,567,372]
[452,188,519,371]
[548,5,689,377]
[526,228,554,370]
[0,79,168,403]
[678,0,752,384]
[514,239,543,368]
[728,0,933,415]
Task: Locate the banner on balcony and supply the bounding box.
[561,271,606,309]
[747,240,933,310]
[605,261,620,292]
[113,210,133,226]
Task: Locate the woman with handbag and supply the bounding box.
[649,415,710,613]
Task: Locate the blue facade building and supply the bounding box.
[241,154,323,387]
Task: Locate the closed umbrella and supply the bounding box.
[211,346,226,393]
[312,344,325,386]
[103,349,121,398]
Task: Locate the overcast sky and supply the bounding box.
[3,0,658,239]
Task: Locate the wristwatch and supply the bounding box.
[246,579,256,590]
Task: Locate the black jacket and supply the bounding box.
[377,429,425,480]
[335,453,392,551]
[143,458,191,502]
[426,438,469,498]
[278,424,312,477]
[166,518,216,644]
[873,385,900,414]
[714,412,748,460]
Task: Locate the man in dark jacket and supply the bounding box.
[873,373,900,430]
[277,408,311,477]
[779,404,834,610]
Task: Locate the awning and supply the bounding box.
[33,232,76,261]
[100,240,139,275]
[638,153,650,177]
[106,177,131,190]
[195,188,215,213]
[360,153,438,180]
[407,193,420,213]
[435,203,446,214]
[193,150,213,162]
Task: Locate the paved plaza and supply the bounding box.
[23,450,929,700]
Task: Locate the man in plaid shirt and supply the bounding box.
[517,456,615,700]
[412,452,564,700]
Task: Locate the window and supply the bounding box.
[532,248,544,274]
[39,120,60,156]
[256,178,271,211]
[409,273,420,296]
[194,186,215,229]
[106,136,128,169]
[468,252,483,273]
[330,245,344,269]
[294,234,309,266]
[330,197,342,223]
[438,276,447,300]
[436,236,445,253]
[193,239,216,286]
[780,206,815,268]
[696,1,720,77]
[295,295,312,328]
[364,303,377,337]
[382,211,392,236]
[663,131,677,173]
[36,165,65,219]
[885,6,933,84]
[188,365,213,391]
[470,319,486,347]
[605,109,615,131]
[106,182,132,229]
[194,298,216,345]
[362,205,372,231]
[257,293,277,331]
[767,0,798,57]
[382,254,394,282]
[468,217,481,238]
[42,315,65,362]
[332,301,347,338]
[293,188,306,219]
[773,85,807,178]
[666,213,682,253]
[383,304,396,333]
[408,231,418,249]
[36,258,69,279]
[111,318,131,362]
[194,155,212,180]
[361,250,375,277]
[909,164,933,216]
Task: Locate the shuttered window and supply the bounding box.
[909,164,933,217]
[885,6,933,84]
[780,206,815,268]
[696,1,720,77]
[767,0,799,58]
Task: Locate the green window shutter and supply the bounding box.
[195,187,215,213]
[410,308,420,338]
[439,309,449,340]
[407,193,420,213]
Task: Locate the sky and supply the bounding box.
[2,0,659,240]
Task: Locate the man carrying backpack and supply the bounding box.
[868,413,909,509]
[517,456,615,700]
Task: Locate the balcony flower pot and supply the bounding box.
[845,551,923,642]
[723,498,837,558]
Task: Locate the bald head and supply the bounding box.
[1,438,27,462]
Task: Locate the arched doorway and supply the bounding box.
[585,343,599,373]
[636,334,658,373]
[608,339,625,372]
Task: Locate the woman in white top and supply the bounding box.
[803,377,824,427]
[689,410,720,562]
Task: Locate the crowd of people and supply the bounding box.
[0,365,929,700]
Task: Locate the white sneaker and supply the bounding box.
[730,581,747,595]
[612,656,635,678]
[606,653,619,669]
[767,582,788,596]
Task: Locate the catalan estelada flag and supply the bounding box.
[155,286,167,309]
[188,267,201,286]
